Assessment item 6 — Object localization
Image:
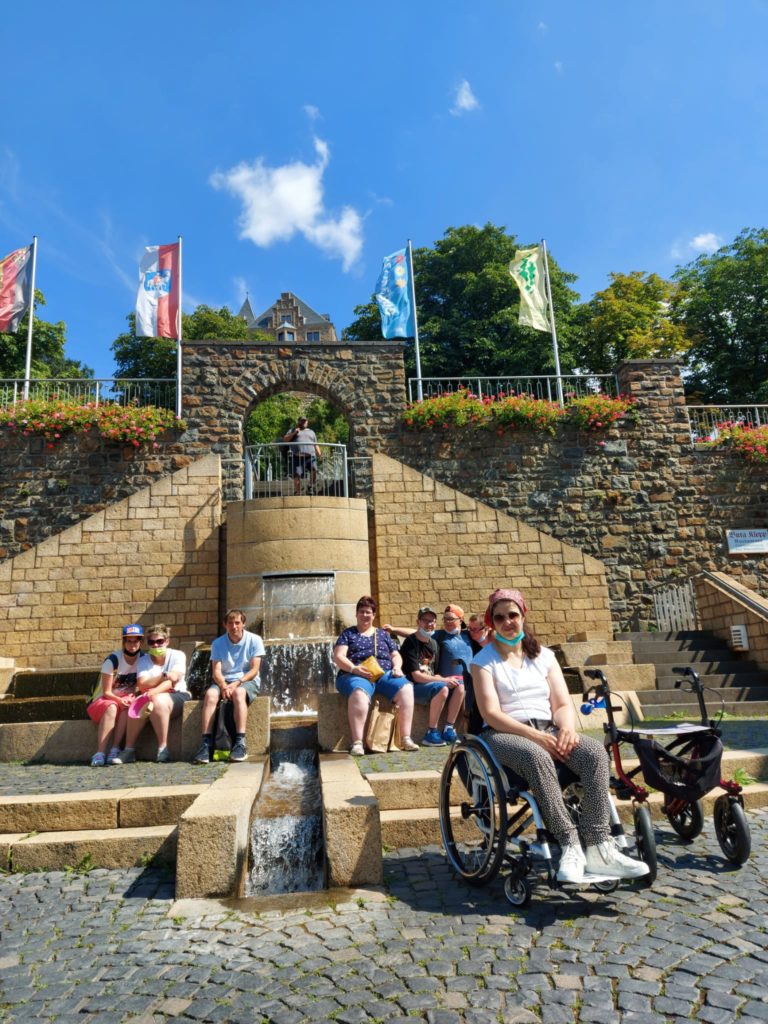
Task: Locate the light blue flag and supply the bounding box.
[375,248,415,338]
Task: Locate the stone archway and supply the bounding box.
[182,339,407,500]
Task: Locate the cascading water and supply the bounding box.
[246,750,324,895]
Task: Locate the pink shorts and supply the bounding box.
[87,695,132,723]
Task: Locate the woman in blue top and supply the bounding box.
[334,595,418,756]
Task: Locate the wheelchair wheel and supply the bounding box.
[633,804,657,885]
[504,872,532,907]
[562,781,584,831]
[439,739,507,886]
[666,799,704,840]
[714,796,751,865]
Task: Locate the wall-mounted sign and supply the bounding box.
[726,529,768,555]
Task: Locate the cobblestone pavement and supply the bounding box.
[1,810,768,1023]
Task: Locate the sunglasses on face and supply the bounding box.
[493,612,521,624]
[147,638,166,645]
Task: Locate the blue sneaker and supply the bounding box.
[442,725,458,744]
[422,728,446,747]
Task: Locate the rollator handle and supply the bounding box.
[580,696,606,715]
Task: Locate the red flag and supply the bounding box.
[136,243,180,338]
[0,246,33,333]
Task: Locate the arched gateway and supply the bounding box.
[182,338,407,500]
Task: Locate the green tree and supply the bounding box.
[246,394,349,446]
[111,305,268,378]
[575,271,690,373]
[0,290,92,379]
[345,223,582,379]
[673,228,768,403]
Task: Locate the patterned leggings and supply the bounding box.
[485,729,612,847]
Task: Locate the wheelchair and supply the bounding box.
[438,726,655,907]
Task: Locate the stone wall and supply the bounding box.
[389,360,768,632]
[0,430,190,564]
[181,339,407,502]
[0,455,222,669]
[370,453,613,644]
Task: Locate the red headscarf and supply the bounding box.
[484,588,528,628]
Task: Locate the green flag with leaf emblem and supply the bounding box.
[509,246,550,332]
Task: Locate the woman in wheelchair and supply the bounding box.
[472,588,649,884]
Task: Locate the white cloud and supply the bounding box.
[210,137,363,272]
[689,232,723,254]
[303,104,320,121]
[450,79,480,116]
[537,21,548,31]
[670,231,724,260]
[554,61,563,74]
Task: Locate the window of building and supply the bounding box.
[306,331,320,342]
[281,314,293,325]
[278,330,295,342]
[259,318,271,329]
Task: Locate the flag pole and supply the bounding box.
[541,239,564,407]
[406,239,423,401]
[175,235,183,418]
[22,236,38,401]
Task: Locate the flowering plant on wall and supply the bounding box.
[564,393,638,431]
[706,424,768,465]
[402,388,635,436]
[0,398,185,448]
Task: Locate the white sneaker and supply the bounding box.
[401,736,420,752]
[349,741,365,757]
[585,839,650,879]
[557,843,586,884]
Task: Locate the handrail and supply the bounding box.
[699,570,768,621]
[686,404,768,445]
[407,374,619,404]
[0,377,176,410]
[244,442,348,499]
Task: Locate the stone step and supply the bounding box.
[616,631,727,648]
[379,783,768,849]
[638,699,768,717]
[640,687,768,704]
[3,824,177,871]
[654,671,767,689]
[0,696,89,723]
[633,650,759,668]
[11,668,95,699]
[370,748,768,821]
[0,784,206,834]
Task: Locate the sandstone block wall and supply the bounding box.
[0,455,222,669]
[695,573,768,668]
[370,453,612,645]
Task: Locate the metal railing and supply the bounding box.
[0,378,177,410]
[244,442,349,499]
[407,374,619,405]
[686,405,768,445]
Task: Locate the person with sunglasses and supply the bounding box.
[387,603,474,708]
[117,623,189,763]
[87,623,144,767]
[471,588,649,884]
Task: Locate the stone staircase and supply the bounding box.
[617,630,768,718]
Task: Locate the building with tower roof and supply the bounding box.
[237,291,338,343]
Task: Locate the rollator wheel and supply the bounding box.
[633,804,657,885]
[504,873,532,907]
[439,739,507,885]
[666,799,704,840]
[714,796,751,865]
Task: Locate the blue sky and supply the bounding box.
[2,1,767,379]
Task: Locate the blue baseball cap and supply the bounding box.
[122,623,144,637]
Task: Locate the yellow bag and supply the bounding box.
[357,655,385,682]
[357,628,385,682]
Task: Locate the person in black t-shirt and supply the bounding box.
[399,606,465,747]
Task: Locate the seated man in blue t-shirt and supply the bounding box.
[192,609,266,764]
[399,606,465,746]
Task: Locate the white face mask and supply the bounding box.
[417,626,435,639]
